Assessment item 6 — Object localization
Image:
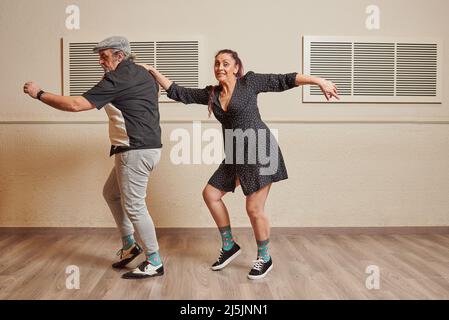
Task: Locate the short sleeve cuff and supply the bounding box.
[82,93,102,110]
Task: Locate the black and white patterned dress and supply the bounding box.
[167,71,298,196]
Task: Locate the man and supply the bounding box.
[23,36,164,279]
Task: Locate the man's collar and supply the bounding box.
[116,59,133,70]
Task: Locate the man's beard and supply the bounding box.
[101,65,111,73]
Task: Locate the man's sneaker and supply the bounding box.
[247,257,273,280]
[112,243,143,269]
[211,243,241,271]
[121,260,164,279]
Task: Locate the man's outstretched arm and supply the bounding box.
[23,81,96,112]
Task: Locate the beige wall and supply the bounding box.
[1,0,449,227]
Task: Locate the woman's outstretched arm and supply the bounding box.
[138,63,211,105]
[246,71,339,101]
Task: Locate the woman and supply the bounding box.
[141,49,339,279]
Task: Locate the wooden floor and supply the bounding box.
[1,228,449,300]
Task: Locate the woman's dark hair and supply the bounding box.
[208,49,244,117]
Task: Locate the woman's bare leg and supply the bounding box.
[202,184,230,227]
[245,183,272,241]
[204,179,242,270]
[245,183,274,279]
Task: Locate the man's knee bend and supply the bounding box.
[103,185,119,202]
[102,186,110,201]
[122,200,147,219]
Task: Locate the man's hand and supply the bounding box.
[23,81,41,99]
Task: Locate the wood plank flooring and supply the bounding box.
[0,228,448,300]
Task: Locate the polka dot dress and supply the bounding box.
[167,71,298,196]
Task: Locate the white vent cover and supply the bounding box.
[303,36,442,103]
[63,39,199,101]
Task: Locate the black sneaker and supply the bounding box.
[112,243,143,269]
[121,260,164,279]
[211,243,241,271]
[247,257,273,280]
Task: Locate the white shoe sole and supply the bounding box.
[211,249,241,271]
[122,266,164,279]
[247,264,273,280]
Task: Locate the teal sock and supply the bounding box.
[122,234,135,250]
[219,225,235,251]
[146,251,162,266]
[257,239,270,263]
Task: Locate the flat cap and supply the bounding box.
[93,36,131,54]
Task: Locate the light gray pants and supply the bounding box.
[103,148,161,254]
